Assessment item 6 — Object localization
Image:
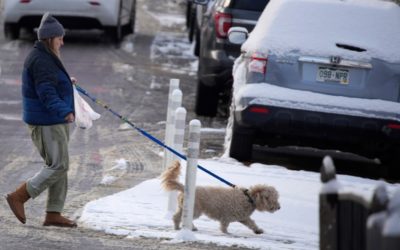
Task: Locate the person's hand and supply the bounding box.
[65,113,75,123]
[70,77,77,84]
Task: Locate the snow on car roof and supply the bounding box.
[242,0,400,63]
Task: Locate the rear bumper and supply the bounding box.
[233,82,400,158]
[3,1,120,27]
[11,16,105,30]
[235,104,400,158]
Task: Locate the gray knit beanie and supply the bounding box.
[37,12,65,40]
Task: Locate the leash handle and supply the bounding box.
[75,84,236,188]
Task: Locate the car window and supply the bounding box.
[231,0,269,11]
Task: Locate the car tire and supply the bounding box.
[229,121,254,162]
[188,6,196,42]
[4,23,20,40]
[107,25,122,44]
[195,79,219,117]
[107,0,123,44]
[185,1,192,28]
[194,25,200,57]
[122,0,136,35]
[381,148,400,179]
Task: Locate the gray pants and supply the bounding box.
[26,124,70,213]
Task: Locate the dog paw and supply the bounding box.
[254,229,264,234]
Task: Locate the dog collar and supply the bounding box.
[243,189,255,206]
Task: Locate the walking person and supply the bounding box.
[5,12,77,227]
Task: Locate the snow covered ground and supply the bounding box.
[79,157,400,250]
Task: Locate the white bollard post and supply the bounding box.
[172,108,187,162]
[165,89,182,167]
[176,119,201,241]
[167,107,187,216]
[163,79,181,169]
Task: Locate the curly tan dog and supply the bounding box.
[161,161,280,234]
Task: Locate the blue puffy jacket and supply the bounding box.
[22,41,74,125]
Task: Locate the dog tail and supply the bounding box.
[161,160,184,192]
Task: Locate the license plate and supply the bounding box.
[316,66,349,84]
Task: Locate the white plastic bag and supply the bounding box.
[73,85,101,129]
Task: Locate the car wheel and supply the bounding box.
[107,0,123,44]
[188,6,196,42]
[185,1,192,28]
[381,148,400,179]
[107,25,122,44]
[4,23,20,40]
[195,79,219,117]
[229,121,254,162]
[194,26,200,57]
[122,0,136,35]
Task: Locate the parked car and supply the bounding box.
[194,0,269,117]
[185,0,196,43]
[187,0,215,56]
[3,0,136,42]
[227,0,400,176]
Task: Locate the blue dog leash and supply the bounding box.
[75,84,236,188]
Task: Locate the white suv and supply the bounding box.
[3,0,136,42]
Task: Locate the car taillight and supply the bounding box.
[89,1,101,6]
[19,0,31,3]
[248,52,268,75]
[387,123,400,130]
[249,106,269,114]
[214,12,232,39]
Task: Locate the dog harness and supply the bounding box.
[243,189,255,206]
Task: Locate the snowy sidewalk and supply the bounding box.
[78,158,399,250]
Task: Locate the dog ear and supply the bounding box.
[251,185,280,211]
[250,185,267,210]
[170,160,180,170]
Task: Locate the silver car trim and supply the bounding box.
[298,56,372,69]
[232,18,257,25]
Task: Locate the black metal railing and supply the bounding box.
[320,156,400,250]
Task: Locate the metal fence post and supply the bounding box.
[167,107,187,215]
[320,157,399,250]
[367,184,389,250]
[337,195,368,250]
[178,119,201,240]
[382,188,400,250]
[320,156,339,250]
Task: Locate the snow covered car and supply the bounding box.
[3,0,136,42]
[194,0,270,117]
[227,0,400,175]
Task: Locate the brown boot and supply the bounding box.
[43,212,77,228]
[5,182,30,224]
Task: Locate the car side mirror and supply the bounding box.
[228,27,248,45]
[193,0,209,5]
